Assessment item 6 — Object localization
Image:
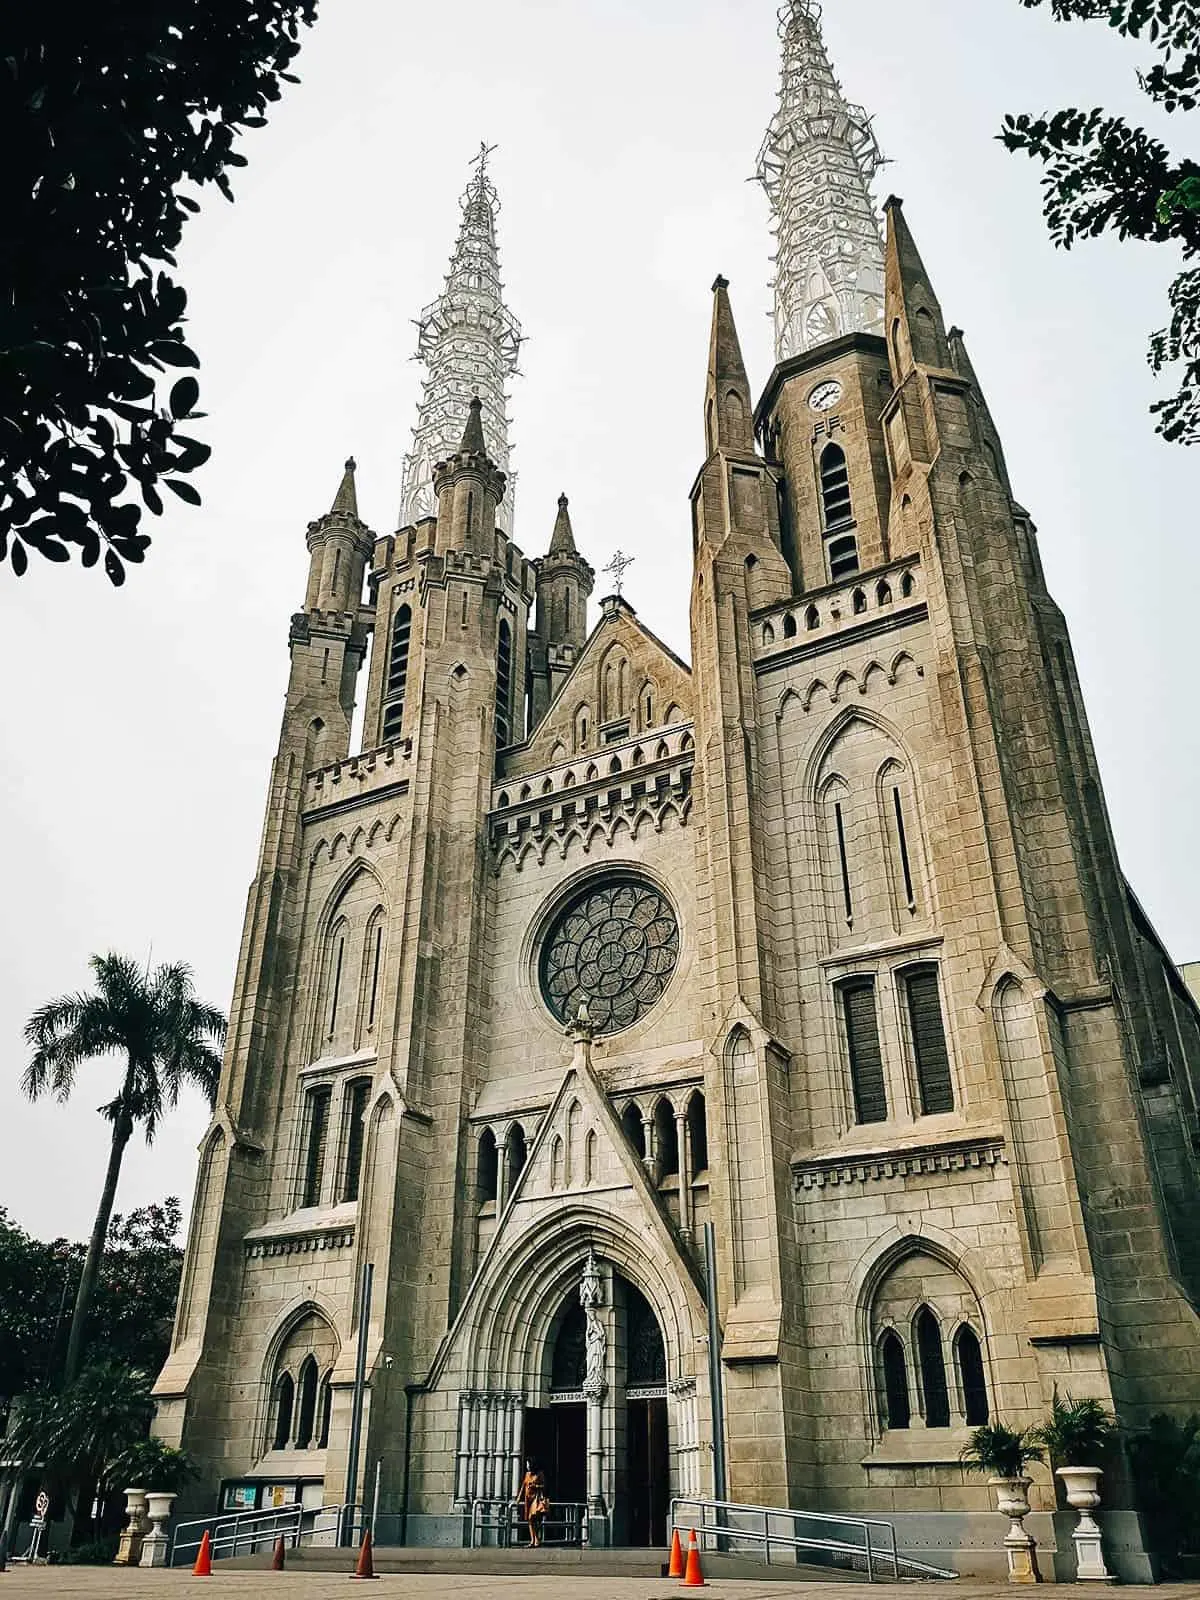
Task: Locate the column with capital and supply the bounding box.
[508,1395,524,1503]
[675,1107,693,1238]
[579,1249,607,1525]
[454,1393,473,1509]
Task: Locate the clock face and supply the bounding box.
[809,379,843,412]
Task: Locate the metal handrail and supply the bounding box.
[170,1501,363,1567]
[469,1497,589,1549]
[669,1495,956,1582]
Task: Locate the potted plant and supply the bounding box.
[1030,1391,1118,1582]
[112,1439,195,1569]
[961,1422,1046,1584]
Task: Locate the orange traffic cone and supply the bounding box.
[668,1527,685,1577]
[680,1527,708,1588]
[192,1528,213,1577]
[350,1530,379,1581]
[271,1534,286,1571]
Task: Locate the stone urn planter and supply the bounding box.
[990,1476,1041,1584]
[114,1487,148,1565]
[138,1491,178,1568]
[1056,1466,1114,1583]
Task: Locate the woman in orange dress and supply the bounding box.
[517,1458,547,1546]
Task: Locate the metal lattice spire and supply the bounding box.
[756,1,886,361]
[399,144,523,535]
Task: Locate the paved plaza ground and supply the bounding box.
[1,1576,1196,1599]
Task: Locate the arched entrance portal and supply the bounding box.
[523,1273,669,1546]
[623,1280,669,1547]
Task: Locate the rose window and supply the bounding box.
[539,878,680,1034]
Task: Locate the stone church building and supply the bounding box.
[155,1,1200,1577]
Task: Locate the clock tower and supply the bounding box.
[756,336,895,594]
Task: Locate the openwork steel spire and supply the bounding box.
[756,1,886,361]
[399,144,523,535]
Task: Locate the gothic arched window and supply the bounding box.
[339,1078,371,1204]
[505,1122,527,1192]
[295,1356,319,1448]
[687,1090,708,1174]
[300,1085,332,1208]
[360,907,385,1039]
[915,1307,951,1427]
[654,1099,679,1178]
[879,1331,910,1429]
[871,1252,988,1437]
[272,1372,294,1450]
[820,443,852,528]
[622,1102,646,1160]
[902,965,954,1116]
[839,977,887,1125]
[382,605,412,743]
[317,1373,333,1449]
[477,1128,498,1207]
[820,443,858,582]
[956,1326,989,1426]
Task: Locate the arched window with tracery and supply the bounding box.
[815,717,930,951]
[267,1310,340,1455]
[551,1303,587,1392]
[870,1250,988,1437]
[626,1283,666,1386]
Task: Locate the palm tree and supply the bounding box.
[23,954,225,1382]
[4,1362,156,1533]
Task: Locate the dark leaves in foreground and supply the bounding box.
[1002,0,1200,444]
[0,1,318,579]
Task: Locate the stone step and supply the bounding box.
[216,1543,863,1581]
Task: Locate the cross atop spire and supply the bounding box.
[398,146,523,535]
[469,139,497,183]
[756,0,886,360]
[603,549,634,596]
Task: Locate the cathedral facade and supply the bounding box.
[155,1,1200,1578]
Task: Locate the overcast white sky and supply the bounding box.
[1,0,1196,1242]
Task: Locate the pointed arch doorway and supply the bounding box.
[623,1280,669,1547]
[527,1272,669,1547]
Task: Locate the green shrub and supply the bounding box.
[1128,1413,1200,1572]
[59,1535,119,1565]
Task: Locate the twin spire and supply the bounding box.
[335,16,959,557]
[756,0,886,359]
[398,144,523,537]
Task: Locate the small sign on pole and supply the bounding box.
[34,1491,49,1519]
